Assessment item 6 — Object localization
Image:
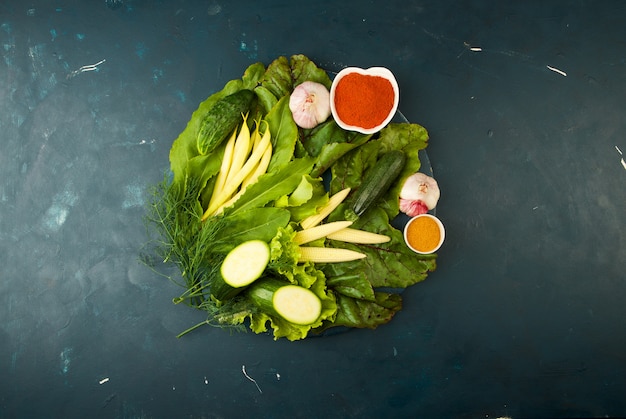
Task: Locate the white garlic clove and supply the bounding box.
[289,81,331,129]
[399,172,440,215]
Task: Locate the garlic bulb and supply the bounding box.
[399,173,440,217]
[289,81,331,129]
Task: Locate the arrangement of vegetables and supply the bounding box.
[143,54,439,341]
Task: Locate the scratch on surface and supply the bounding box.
[546,65,567,77]
[242,365,262,394]
[615,146,626,170]
[67,59,106,79]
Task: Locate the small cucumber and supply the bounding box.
[246,278,322,325]
[197,89,255,155]
[351,150,407,216]
[210,239,270,302]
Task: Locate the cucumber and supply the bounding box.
[246,278,322,325]
[210,240,270,301]
[197,89,255,155]
[351,150,407,216]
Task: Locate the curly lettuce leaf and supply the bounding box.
[213,269,338,341]
[268,225,321,289]
[247,275,337,341]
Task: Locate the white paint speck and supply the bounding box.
[204,376,208,385]
[393,346,398,357]
[99,377,110,385]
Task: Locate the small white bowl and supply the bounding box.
[330,66,399,135]
[403,214,445,254]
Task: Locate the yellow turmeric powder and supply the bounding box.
[405,215,441,253]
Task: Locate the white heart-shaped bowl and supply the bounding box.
[330,66,400,135]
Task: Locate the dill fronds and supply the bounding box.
[143,174,226,308]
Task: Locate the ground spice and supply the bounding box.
[334,73,394,129]
[405,215,441,253]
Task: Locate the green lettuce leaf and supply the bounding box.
[268,225,321,289]
[247,273,337,341]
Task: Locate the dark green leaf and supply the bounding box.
[212,208,291,252]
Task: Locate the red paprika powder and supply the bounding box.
[334,73,395,129]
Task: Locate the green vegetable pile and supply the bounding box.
[143,54,437,341]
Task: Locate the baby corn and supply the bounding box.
[293,221,353,245]
[300,187,351,230]
[326,227,390,244]
[298,246,366,263]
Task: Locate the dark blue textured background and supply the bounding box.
[1,1,625,417]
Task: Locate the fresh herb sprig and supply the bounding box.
[143,174,225,308]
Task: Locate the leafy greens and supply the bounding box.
[144,54,437,341]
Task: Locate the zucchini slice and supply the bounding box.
[247,279,322,325]
[211,240,270,301]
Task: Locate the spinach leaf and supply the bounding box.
[241,62,265,89]
[212,207,290,252]
[326,207,437,289]
[325,271,376,301]
[224,157,315,215]
[265,96,298,172]
[259,56,292,99]
[291,54,332,88]
[317,292,403,331]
